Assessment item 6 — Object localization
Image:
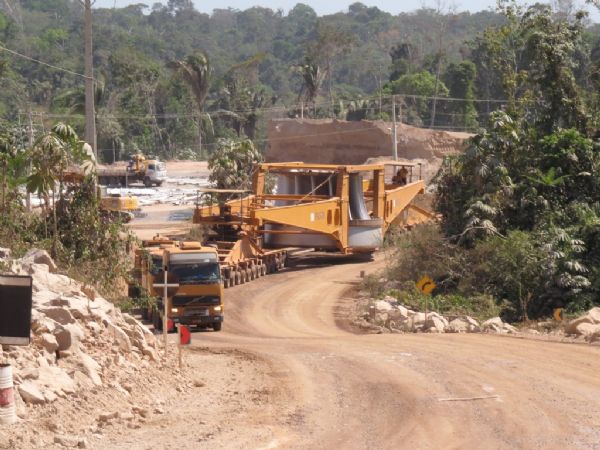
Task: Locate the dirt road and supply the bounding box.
[119,255,600,449]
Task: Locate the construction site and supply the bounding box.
[1,117,599,450]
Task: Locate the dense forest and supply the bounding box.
[0,0,597,162]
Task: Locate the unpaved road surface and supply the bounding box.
[120,255,600,449]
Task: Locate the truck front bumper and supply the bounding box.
[172,314,223,325]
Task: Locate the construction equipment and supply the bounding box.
[192,162,436,287]
[131,238,224,332]
[99,193,141,223]
[97,153,167,187]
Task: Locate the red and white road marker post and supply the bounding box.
[178,324,191,369]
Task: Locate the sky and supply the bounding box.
[93,0,600,21]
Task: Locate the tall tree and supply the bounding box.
[169,52,212,154]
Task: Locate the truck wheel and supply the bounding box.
[156,181,163,187]
[223,278,230,288]
[144,177,152,187]
[152,310,162,331]
[234,270,241,285]
[251,266,258,279]
[260,264,267,276]
[213,322,222,332]
[246,268,253,281]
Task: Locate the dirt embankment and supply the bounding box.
[266,119,472,182]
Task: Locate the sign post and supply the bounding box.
[416,275,436,321]
[152,268,179,357]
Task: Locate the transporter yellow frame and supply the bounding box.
[194,162,434,254]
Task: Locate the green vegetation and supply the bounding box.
[0,122,133,300]
[0,0,564,160]
[381,3,600,321]
[0,1,599,318]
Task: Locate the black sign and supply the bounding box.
[0,275,33,346]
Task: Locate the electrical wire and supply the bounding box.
[0,44,93,80]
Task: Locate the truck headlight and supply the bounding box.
[171,308,178,313]
[214,306,222,312]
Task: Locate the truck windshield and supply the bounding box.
[150,256,162,275]
[169,262,220,284]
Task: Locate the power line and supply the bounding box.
[0,44,93,80]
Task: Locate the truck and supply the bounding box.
[131,238,224,332]
[98,153,167,187]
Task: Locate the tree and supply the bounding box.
[443,61,478,129]
[208,139,262,190]
[169,52,212,154]
[27,123,89,256]
[296,57,326,117]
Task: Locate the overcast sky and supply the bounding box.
[93,0,600,21]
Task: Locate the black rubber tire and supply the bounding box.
[152,310,162,331]
[213,322,222,332]
[235,270,242,285]
[245,268,253,281]
[260,264,267,276]
[251,266,258,279]
[144,177,152,187]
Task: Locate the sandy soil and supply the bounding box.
[87,253,600,449]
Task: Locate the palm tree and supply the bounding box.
[296,57,326,117]
[27,123,89,256]
[168,52,212,154]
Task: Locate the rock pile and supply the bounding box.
[0,249,160,410]
[565,307,600,342]
[356,296,517,335]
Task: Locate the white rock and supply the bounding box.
[375,300,393,312]
[33,289,60,306]
[482,317,505,333]
[21,368,40,380]
[78,352,102,386]
[22,249,58,273]
[565,307,600,335]
[37,366,76,395]
[424,316,446,333]
[53,434,87,448]
[571,322,600,337]
[39,333,59,353]
[31,314,59,334]
[447,318,469,333]
[18,381,46,404]
[0,247,11,259]
[62,322,85,346]
[108,322,132,353]
[53,326,73,351]
[447,316,480,333]
[39,307,75,325]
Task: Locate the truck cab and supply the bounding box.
[144,159,167,187]
[161,242,224,332]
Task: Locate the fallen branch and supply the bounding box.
[437,395,499,402]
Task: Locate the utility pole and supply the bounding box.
[83,0,97,158]
[26,111,34,211]
[392,95,398,161]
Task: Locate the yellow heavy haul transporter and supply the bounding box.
[193,161,435,287]
[131,238,224,331]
